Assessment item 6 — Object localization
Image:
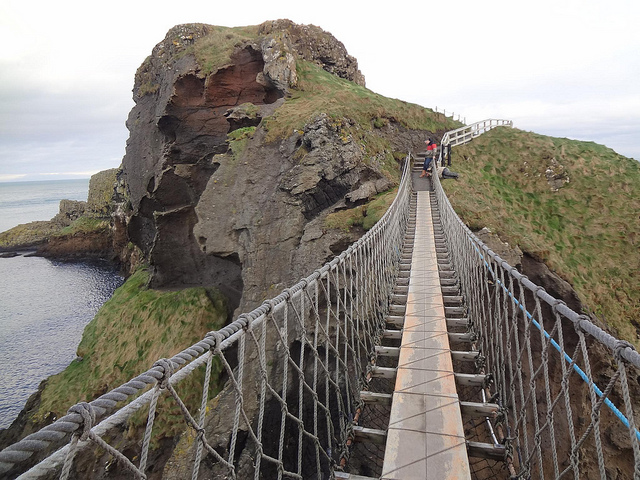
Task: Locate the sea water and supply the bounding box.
[0,179,90,234]
[0,180,123,429]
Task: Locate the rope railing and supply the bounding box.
[0,159,414,479]
[431,151,640,478]
[3,117,639,479]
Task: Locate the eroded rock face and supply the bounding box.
[120,21,384,313]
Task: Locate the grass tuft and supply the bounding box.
[35,269,229,447]
[443,127,640,345]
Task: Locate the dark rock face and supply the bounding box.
[120,21,424,313]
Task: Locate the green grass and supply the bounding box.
[443,127,640,345]
[260,60,461,185]
[325,188,398,232]
[188,25,260,76]
[227,126,256,160]
[36,269,229,447]
[264,61,461,143]
[56,216,109,236]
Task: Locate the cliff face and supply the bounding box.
[120,20,431,313]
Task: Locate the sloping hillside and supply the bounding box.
[443,127,640,346]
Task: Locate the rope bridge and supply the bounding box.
[1,121,639,479]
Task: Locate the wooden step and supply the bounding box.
[455,373,490,387]
[441,285,459,295]
[448,332,476,343]
[386,315,405,328]
[353,426,387,445]
[389,304,406,315]
[375,345,400,357]
[443,295,463,306]
[335,472,378,480]
[391,293,408,303]
[445,306,466,317]
[460,401,499,418]
[370,366,397,379]
[466,441,506,461]
[446,317,470,328]
[382,329,402,340]
[439,270,456,278]
[450,350,481,362]
[360,391,392,406]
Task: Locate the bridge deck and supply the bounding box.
[381,189,471,479]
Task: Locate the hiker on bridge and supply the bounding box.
[420,138,438,177]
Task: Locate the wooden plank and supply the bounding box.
[375,345,400,357]
[353,426,387,445]
[443,295,463,304]
[448,332,476,343]
[391,293,408,303]
[382,329,402,340]
[370,366,397,379]
[445,306,466,317]
[450,350,480,362]
[335,472,378,480]
[446,317,470,328]
[460,401,499,418]
[360,391,392,406]
[389,304,406,315]
[467,441,506,461]
[455,373,489,386]
[386,315,405,328]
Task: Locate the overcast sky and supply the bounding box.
[1,0,638,182]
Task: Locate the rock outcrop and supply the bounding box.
[1,20,447,479]
[120,20,430,313]
[0,169,120,259]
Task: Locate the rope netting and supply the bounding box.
[431,160,640,479]
[0,160,413,479]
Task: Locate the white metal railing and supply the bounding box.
[442,118,513,148]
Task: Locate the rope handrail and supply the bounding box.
[430,137,640,477]
[0,158,415,479]
[3,116,639,479]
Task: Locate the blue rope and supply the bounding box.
[474,245,640,442]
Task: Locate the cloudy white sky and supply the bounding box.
[1,0,638,182]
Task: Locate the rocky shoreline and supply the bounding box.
[0,168,130,267]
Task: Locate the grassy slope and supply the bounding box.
[443,127,640,345]
[36,270,228,446]
[31,25,463,444]
[265,61,460,179]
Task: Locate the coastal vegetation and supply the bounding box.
[443,127,640,346]
[35,269,229,447]
[325,187,398,232]
[264,60,460,181]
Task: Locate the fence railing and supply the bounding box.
[441,118,513,148]
[435,118,513,167]
[0,160,414,479]
[431,156,640,478]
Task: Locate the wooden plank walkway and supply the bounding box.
[381,190,471,479]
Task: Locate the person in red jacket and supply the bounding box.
[420,138,438,177]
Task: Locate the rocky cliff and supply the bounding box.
[0,20,460,479]
[119,19,453,313]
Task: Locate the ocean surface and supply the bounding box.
[0,180,123,429]
[0,179,90,234]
